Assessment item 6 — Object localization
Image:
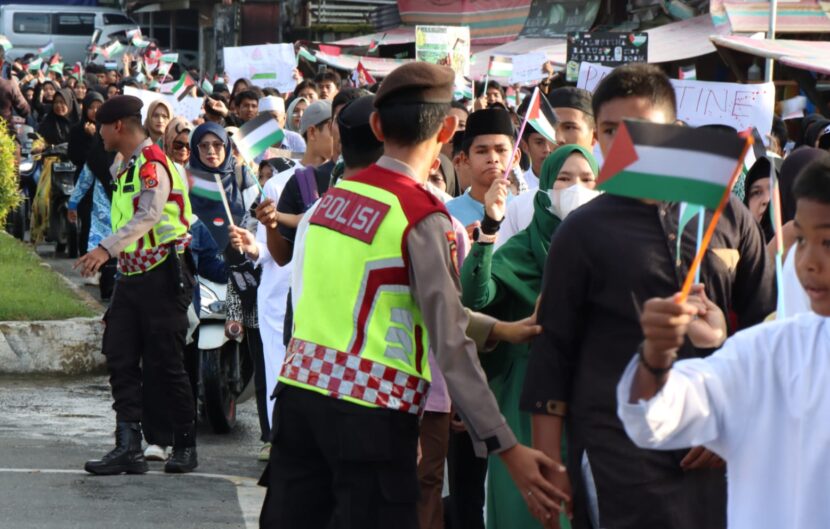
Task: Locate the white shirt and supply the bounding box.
[781,245,811,318]
[617,312,830,529]
[523,167,539,190]
[497,190,536,248]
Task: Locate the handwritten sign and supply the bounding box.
[223,43,296,93]
[415,25,471,77]
[509,53,548,84]
[123,86,203,123]
[577,62,775,141]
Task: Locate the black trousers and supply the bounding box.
[246,326,270,443]
[103,253,195,432]
[259,385,420,529]
[445,428,488,529]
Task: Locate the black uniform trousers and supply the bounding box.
[246,326,270,443]
[103,251,196,430]
[259,385,420,529]
[445,428,488,529]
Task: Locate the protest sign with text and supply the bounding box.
[577,62,775,141]
[415,25,470,77]
[222,44,296,94]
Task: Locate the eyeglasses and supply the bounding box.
[172,140,190,151]
[197,141,224,153]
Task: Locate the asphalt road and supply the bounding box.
[0,375,266,529]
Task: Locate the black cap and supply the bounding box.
[547,87,593,116]
[338,95,382,151]
[463,108,515,143]
[96,95,143,124]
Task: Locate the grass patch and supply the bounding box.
[0,232,95,320]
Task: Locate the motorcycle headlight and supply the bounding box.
[19,160,33,173]
[200,283,218,308]
[208,301,226,314]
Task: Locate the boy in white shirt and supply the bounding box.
[618,153,830,529]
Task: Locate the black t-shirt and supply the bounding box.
[276,160,334,244]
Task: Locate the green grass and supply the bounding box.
[0,232,95,320]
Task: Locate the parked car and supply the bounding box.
[0,5,139,64]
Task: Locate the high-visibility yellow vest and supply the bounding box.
[280,164,447,415]
[111,144,191,275]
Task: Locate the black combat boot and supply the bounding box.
[84,422,149,475]
[164,423,198,474]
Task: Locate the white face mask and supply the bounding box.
[546,184,601,219]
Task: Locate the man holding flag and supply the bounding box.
[521,63,775,528]
[75,95,199,476]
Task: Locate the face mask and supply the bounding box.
[547,184,601,219]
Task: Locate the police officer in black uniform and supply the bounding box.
[76,95,198,475]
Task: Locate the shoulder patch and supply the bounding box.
[445,230,459,276]
[140,162,158,189]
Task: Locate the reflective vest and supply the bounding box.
[111,144,192,275]
[280,164,447,415]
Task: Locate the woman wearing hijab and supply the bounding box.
[68,91,106,257]
[164,117,193,170]
[37,87,80,145]
[145,99,174,146]
[187,122,258,250]
[285,96,308,132]
[32,79,57,123]
[460,145,600,529]
[743,157,776,242]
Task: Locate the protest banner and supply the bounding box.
[415,25,470,77]
[509,52,548,84]
[566,32,648,81]
[577,62,775,140]
[520,0,600,38]
[123,86,202,123]
[222,43,296,94]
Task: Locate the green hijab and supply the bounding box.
[491,144,599,309]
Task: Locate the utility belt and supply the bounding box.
[280,337,429,416]
[118,234,192,276]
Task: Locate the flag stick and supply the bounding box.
[214,173,236,227]
[678,136,753,303]
[693,209,704,284]
[501,88,536,181]
[770,159,787,317]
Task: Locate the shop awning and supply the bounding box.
[711,34,830,76]
[331,27,416,47]
[643,14,722,63]
[720,1,830,33]
[313,51,413,78]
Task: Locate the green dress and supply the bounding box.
[459,145,598,529]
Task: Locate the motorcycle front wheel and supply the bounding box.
[201,341,240,434]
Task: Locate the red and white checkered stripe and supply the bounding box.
[281,338,429,415]
[118,235,191,275]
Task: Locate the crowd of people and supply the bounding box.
[2,35,829,529]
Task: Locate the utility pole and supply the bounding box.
[765,0,777,82]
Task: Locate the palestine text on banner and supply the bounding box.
[598,120,748,210]
[525,87,558,145]
[232,113,285,163]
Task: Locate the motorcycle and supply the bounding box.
[5,121,34,241]
[196,277,254,433]
[29,142,80,257]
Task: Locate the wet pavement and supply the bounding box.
[0,375,266,528]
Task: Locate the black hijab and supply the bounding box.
[743,157,776,242]
[37,88,80,145]
[68,91,105,167]
[779,146,826,224]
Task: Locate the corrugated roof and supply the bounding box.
[721,1,830,33]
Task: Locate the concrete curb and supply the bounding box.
[0,317,105,375]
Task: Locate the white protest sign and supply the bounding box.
[577,62,775,141]
[223,43,296,94]
[124,86,202,123]
[509,53,548,84]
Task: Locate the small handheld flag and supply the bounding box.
[524,88,558,145]
[37,40,54,59]
[232,113,285,163]
[487,55,513,78]
[297,46,317,64]
[200,77,213,96]
[352,61,375,87]
[0,35,12,52]
[160,53,179,64]
[501,87,547,182]
[171,73,195,100]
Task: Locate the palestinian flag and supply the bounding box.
[188,167,224,202]
[171,73,195,100]
[232,113,285,162]
[201,77,213,95]
[71,62,83,79]
[598,120,749,210]
[367,33,385,53]
[160,53,179,64]
[0,36,12,51]
[48,61,64,74]
[126,28,142,42]
[26,57,43,71]
[251,72,277,82]
[524,87,558,145]
[132,36,150,48]
[102,39,125,59]
[487,55,513,77]
[157,61,173,81]
[297,46,316,63]
[37,40,54,58]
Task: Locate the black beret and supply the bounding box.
[374,62,454,108]
[463,108,515,143]
[547,87,593,116]
[96,95,143,124]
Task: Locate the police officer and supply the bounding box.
[258,63,569,528]
[76,95,198,475]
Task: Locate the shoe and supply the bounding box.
[144,444,168,462]
[83,272,100,286]
[84,422,149,475]
[258,443,271,462]
[164,424,198,474]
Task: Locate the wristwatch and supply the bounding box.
[473,227,498,244]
